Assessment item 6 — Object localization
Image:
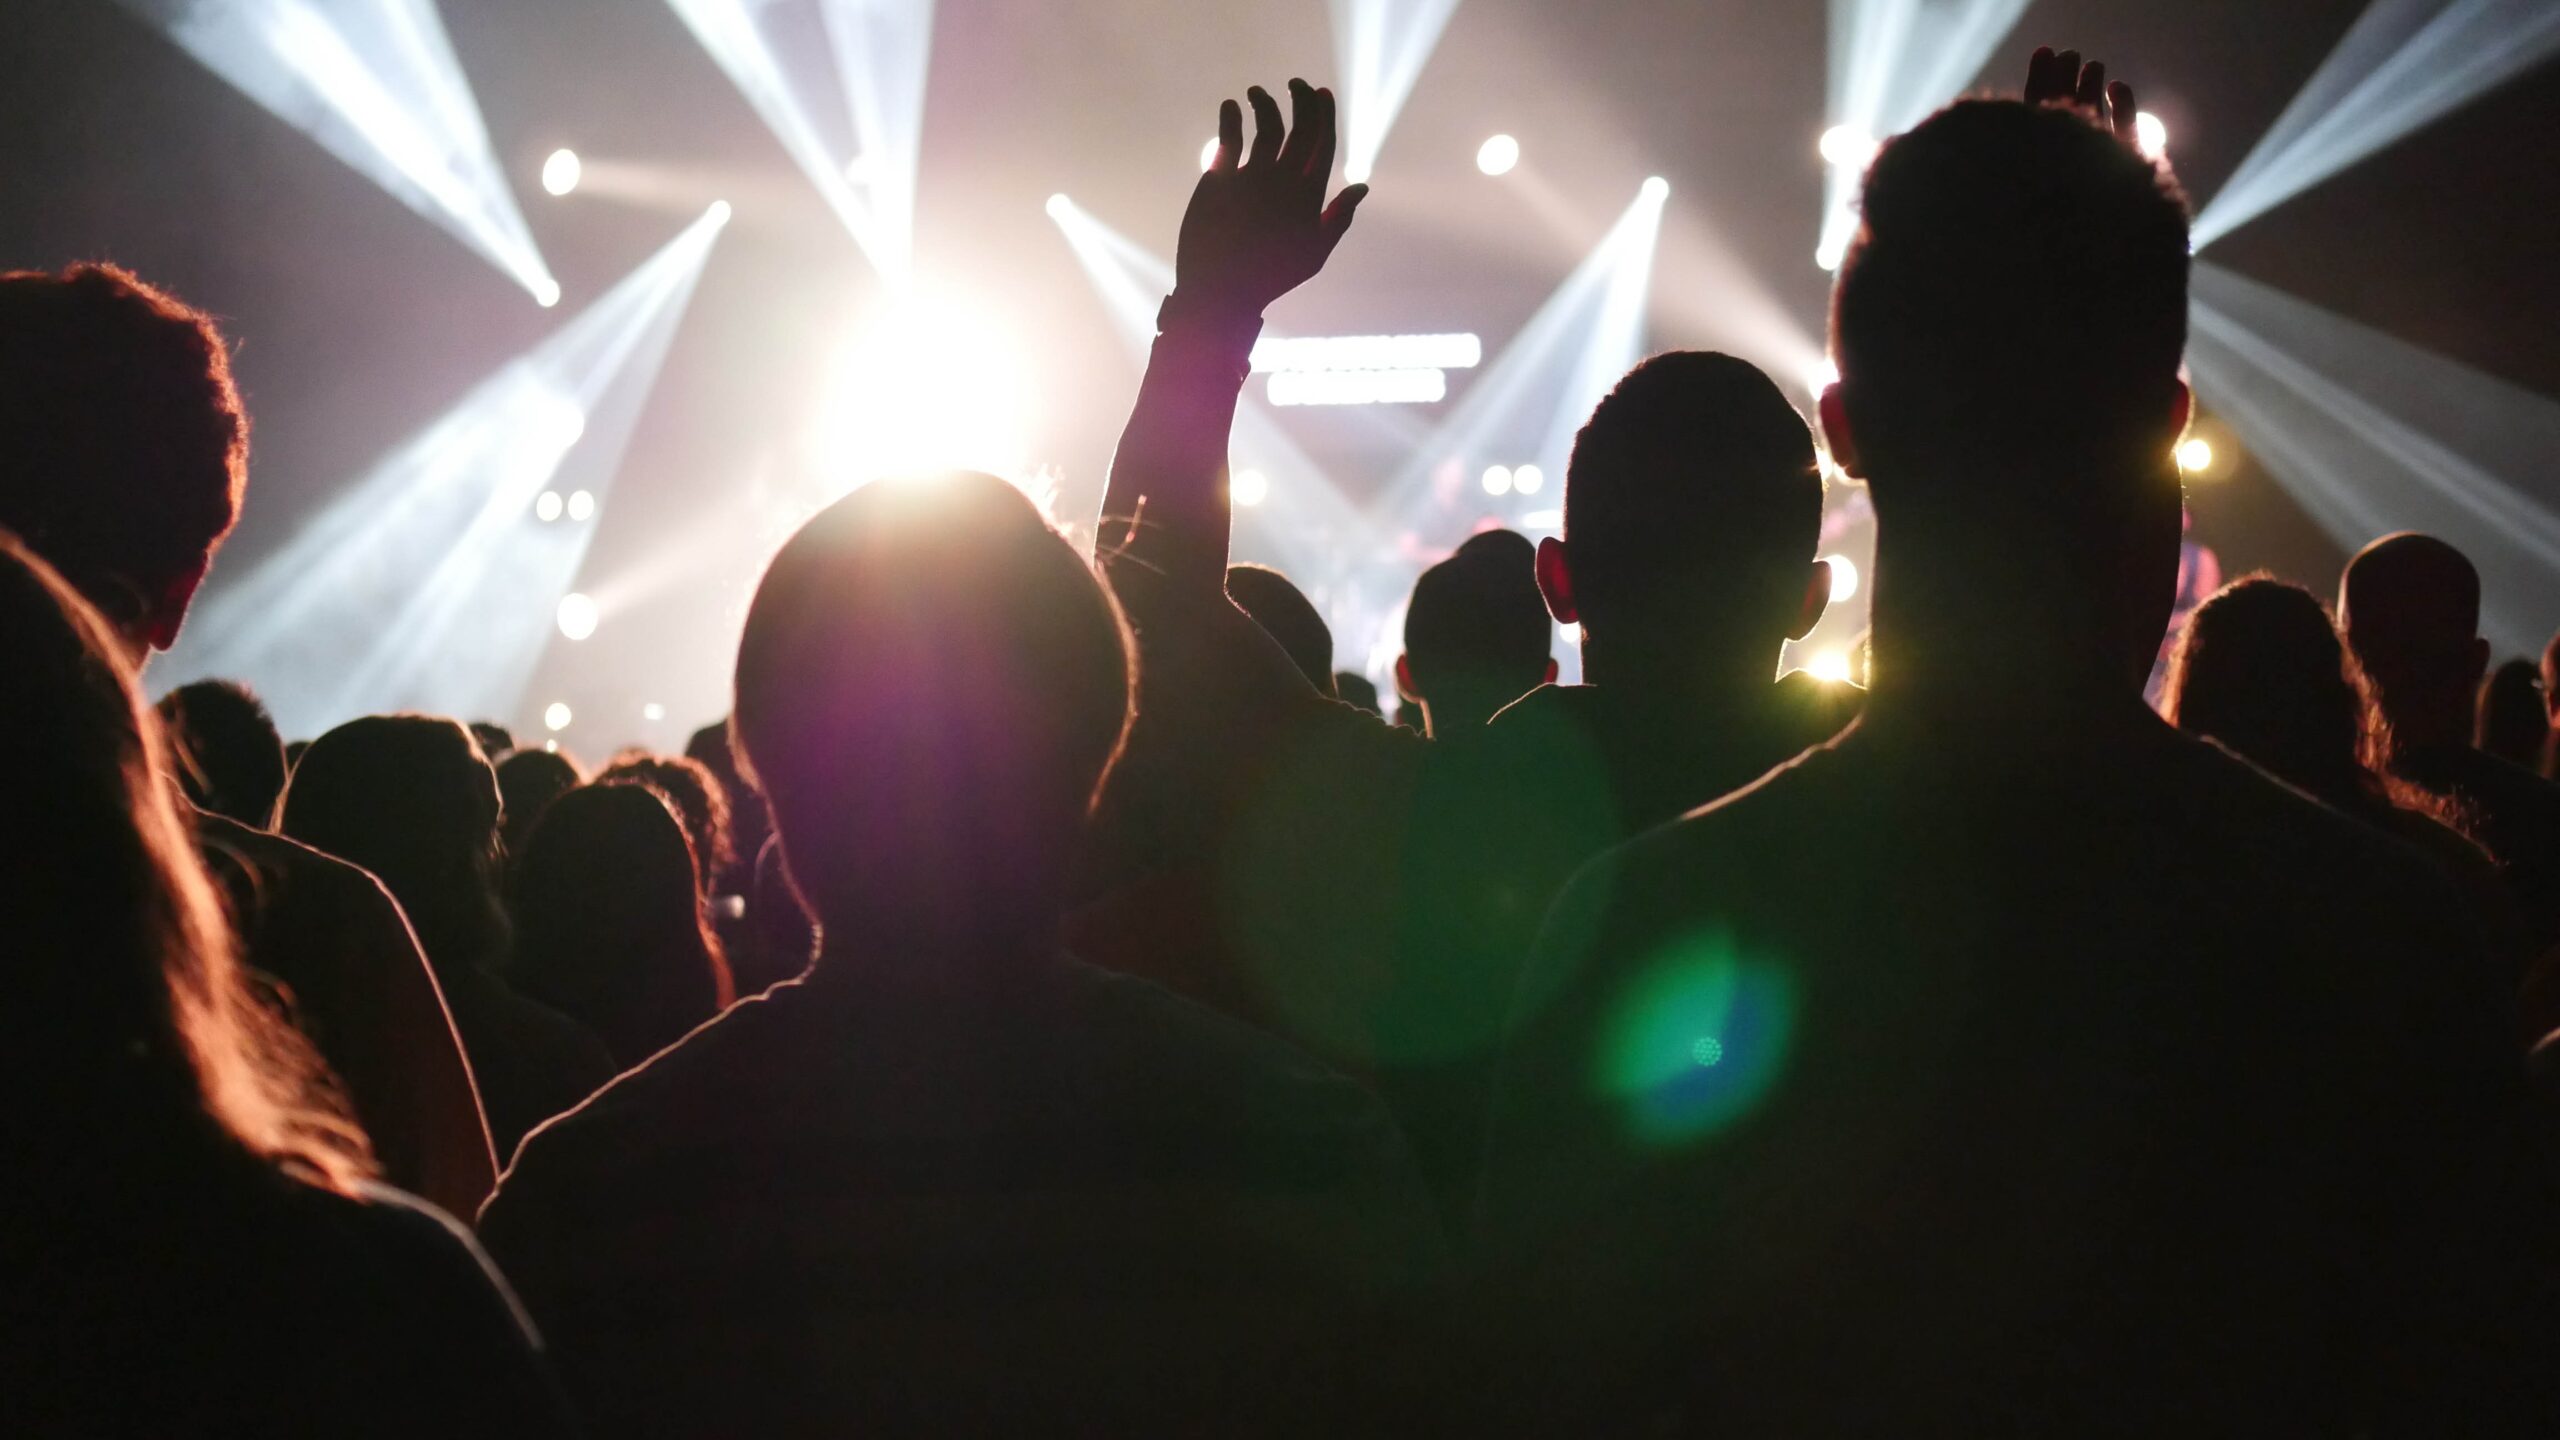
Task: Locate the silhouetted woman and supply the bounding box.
[282,715,615,1159]
[510,783,736,1069]
[0,534,568,1434]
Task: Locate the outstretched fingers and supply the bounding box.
[2107,80,2140,143]
[1214,97,1243,173]
[1306,86,1339,187]
[1318,182,1369,257]
[1246,85,1285,168]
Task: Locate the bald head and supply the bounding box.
[2339,532,2490,748]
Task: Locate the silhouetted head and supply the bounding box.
[469,722,517,762]
[734,473,1134,954]
[155,678,287,828]
[497,747,583,861]
[281,715,507,975]
[509,783,734,1068]
[744,831,817,994]
[0,532,363,1184]
[2162,576,2376,801]
[1825,101,2192,685]
[1541,352,1826,689]
[1400,529,1557,735]
[2476,659,2548,771]
[598,752,732,894]
[0,264,248,653]
[2338,533,2490,753]
[1334,670,1382,717]
[1225,563,1335,692]
[685,714,770,889]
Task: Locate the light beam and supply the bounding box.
[1328,0,1463,183]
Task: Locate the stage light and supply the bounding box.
[1482,465,1514,497]
[118,0,558,304]
[1559,622,1582,643]
[1268,369,1448,407]
[1251,334,1483,373]
[1201,137,1221,171]
[707,200,733,226]
[812,281,1037,488]
[662,0,937,281]
[1513,463,1545,495]
[1807,357,1841,395]
[1808,650,1852,683]
[2134,112,2169,161]
[1477,134,1520,176]
[532,278,561,309]
[1330,0,1461,182]
[554,592,598,640]
[156,203,729,736]
[534,490,564,522]
[541,148,582,196]
[544,702,573,732]
[1815,215,1854,273]
[1231,468,1269,507]
[1823,554,1860,603]
[2175,437,2214,474]
[566,489,596,521]
[642,702,667,721]
[1818,124,1878,169]
[1641,176,1670,202]
[2194,0,2560,249]
[2186,258,2560,654]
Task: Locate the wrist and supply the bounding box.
[1157,289,1265,347]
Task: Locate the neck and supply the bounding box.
[1577,630,1782,712]
[1860,550,2149,735]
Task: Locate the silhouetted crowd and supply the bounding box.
[8,49,2560,1437]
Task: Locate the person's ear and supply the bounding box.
[1792,560,1833,643]
[1535,537,1579,625]
[1394,653,1422,705]
[1818,384,1863,480]
[1540,657,1560,687]
[2170,378,2194,441]
[2466,636,2492,690]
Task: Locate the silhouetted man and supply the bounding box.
[480,474,1438,1436]
[1476,54,2552,1433]
[2345,532,2560,950]
[1395,529,1555,738]
[0,262,493,1215]
[1226,561,1337,693]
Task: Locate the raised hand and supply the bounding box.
[2023,46,2140,149]
[1171,79,1368,323]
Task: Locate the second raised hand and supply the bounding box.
[1170,78,1369,323]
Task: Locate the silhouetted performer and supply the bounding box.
[2345,532,2560,951]
[284,716,616,1161]
[1477,56,2555,1433]
[0,261,493,1214]
[509,782,736,1069]
[480,473,1439,1436]
[1395,529,1555,738]
[0,534,568,1436]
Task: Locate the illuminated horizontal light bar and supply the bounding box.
[1250,333,1482,373]
[1268,368,1450,407]
[117,0,557,304]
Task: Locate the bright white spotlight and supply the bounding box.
[663,0,937,280]
[566,489,596,522]
[1476,134,1520,176]
[1201,136,1221,171]
[2134,112,2169,161]
[1482,465,1514,497]
[1818,124,1878,169]
[1513,463,1545,495]
[1807,357,1842,395]
[1330,0,1462,183]
[642,702,667,721]
[1822,554,1860,603]
[813,281,1037,488]
[1231,468,1269,507]
[534,490,564,523]
[2194,0,2560,249]
[543,702,573,732]
[1808,650,1852,683]
[555,592,599,641]
[122,0,558,304]
[542,148,582,196]
[1044,193,1072,220]
[1641,176,1671,202]
[2176,437,2215,474]
[707,199,734,227]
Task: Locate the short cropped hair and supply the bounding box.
[0,264,248,633]
[1564,351,1820,628]
[1405,529,1550,684]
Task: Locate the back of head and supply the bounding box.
[0,531,362,1184]
[2162,576,2371,797]
[2476,659,2548,770]
[497,747,583,860]
[1404,529,1551,699]
[1563,352,1820,652]
[156,679,287,828]
[0,264,248,649]
[281,714,504,971]
[1225,563,1335,691]
[598,751,732,892]
[510,783,732,1065]
[469,722,517,762]
[2339,533,2484,715]
[1333,670,1382,717]
[734,473,1133,944]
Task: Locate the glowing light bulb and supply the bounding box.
[1230,468,1268,507]
[2176,437,2214,474]
[540,148,581,197]
[1512,463,1544,495]
[1476,134,1520,176]
[1482,465,1514,497]
[555,592,597,641]
[543,702,573,732]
